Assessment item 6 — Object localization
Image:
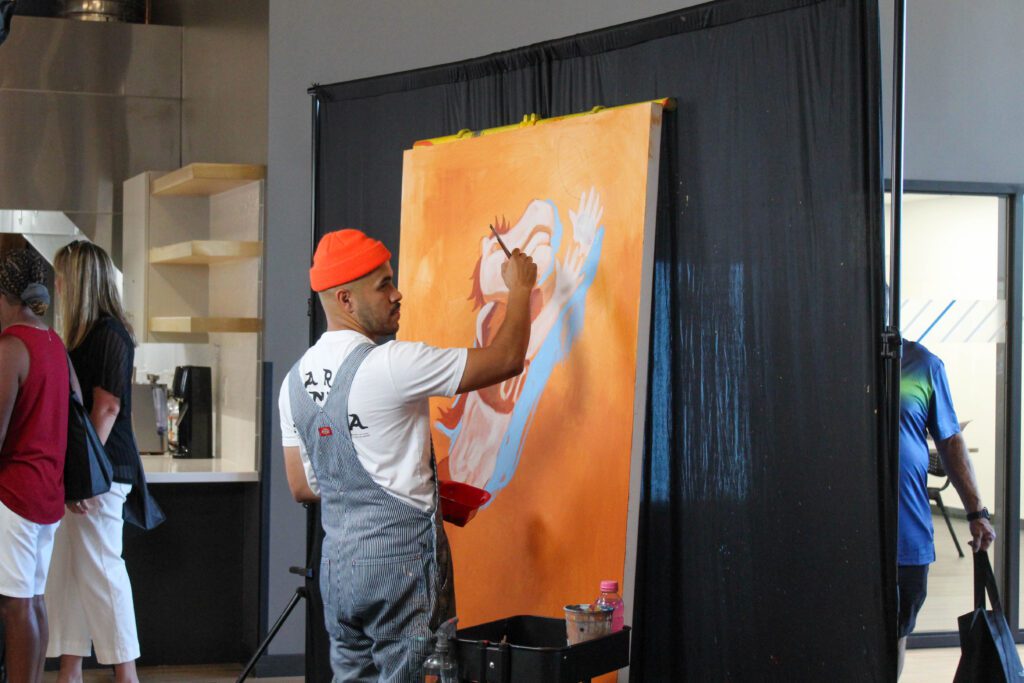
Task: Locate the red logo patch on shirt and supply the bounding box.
[318,426,333,437]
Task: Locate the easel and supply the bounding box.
[237,91,334,682]
[236,503,326,682]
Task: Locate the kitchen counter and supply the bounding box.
[141,453,259,483]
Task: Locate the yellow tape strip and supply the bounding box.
[413,97,675,147]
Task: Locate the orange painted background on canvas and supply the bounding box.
[397,104,659,629]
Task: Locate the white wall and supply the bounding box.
[266,0,1024,659]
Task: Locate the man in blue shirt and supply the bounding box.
[898,340,996,677]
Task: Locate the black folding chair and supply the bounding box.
[928,449,965,558]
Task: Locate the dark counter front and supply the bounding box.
[125,481,261,666]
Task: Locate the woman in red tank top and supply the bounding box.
[0,249,72,683]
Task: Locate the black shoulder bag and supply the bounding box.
[64,358,113,502]
[954,550,1024,682]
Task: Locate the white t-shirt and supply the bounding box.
[278,330,467,512]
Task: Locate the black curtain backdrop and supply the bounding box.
[310,0,892,679]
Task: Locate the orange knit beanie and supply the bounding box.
[309,229,391,292]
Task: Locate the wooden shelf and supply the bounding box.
[150,317,262,334]
[151,163,265,196]
[150,240,262,265]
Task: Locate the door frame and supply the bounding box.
[886,180,1024,649]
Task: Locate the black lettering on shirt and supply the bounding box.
[323,369,333,388]
[304,372,318,388]
[349,414,367,431]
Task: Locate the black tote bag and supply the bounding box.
[953,551,1024,682]
[64,385,113,502]
[122,466,165,531]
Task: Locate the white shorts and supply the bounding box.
[0,496,59,599]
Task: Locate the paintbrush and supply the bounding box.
[489,223,512,259]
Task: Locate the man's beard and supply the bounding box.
[358,303,400,337]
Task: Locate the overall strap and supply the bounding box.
[322,343,376,427]
[286,344,374,492]
[286,343,375,418]
[286,357,310,413]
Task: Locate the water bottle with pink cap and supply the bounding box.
[595,580,624,632]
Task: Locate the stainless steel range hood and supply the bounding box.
[0,209,89,264]
[0,210,124,299]
[0,15,181,262]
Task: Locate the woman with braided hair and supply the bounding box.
[0,248,71,683]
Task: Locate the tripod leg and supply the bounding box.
[236,587,307,683]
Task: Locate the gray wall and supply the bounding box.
[880,0,1023,184]
[153,0,269,166]
[265,0,1024,658]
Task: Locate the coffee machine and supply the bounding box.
[171,365,212,459]
[131,374,168,454]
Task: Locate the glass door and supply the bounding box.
[886,191,1009,639]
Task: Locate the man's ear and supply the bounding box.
[337,286,355,313]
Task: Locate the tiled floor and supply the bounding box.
[42,666,299,683]
[904,645,1024,682]
[35,652,999,682]
[32,646,1018,681]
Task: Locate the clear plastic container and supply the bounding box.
[564,604,613,645]
[421,617,459,683]
[421,647,457,683]
[595,580,624,632]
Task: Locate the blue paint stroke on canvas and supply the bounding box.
[437,188,605,502]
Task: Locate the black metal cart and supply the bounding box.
[455,616,630,683]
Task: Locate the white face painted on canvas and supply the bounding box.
[478,200,555,301]
[446,187,606,493]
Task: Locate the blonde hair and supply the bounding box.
[54,241,135,350]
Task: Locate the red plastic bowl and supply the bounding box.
[439,480,491,527]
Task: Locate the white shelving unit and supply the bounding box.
[123,163,265,482]
[149,239,262,265]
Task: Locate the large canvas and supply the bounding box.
[398,102,663,629]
